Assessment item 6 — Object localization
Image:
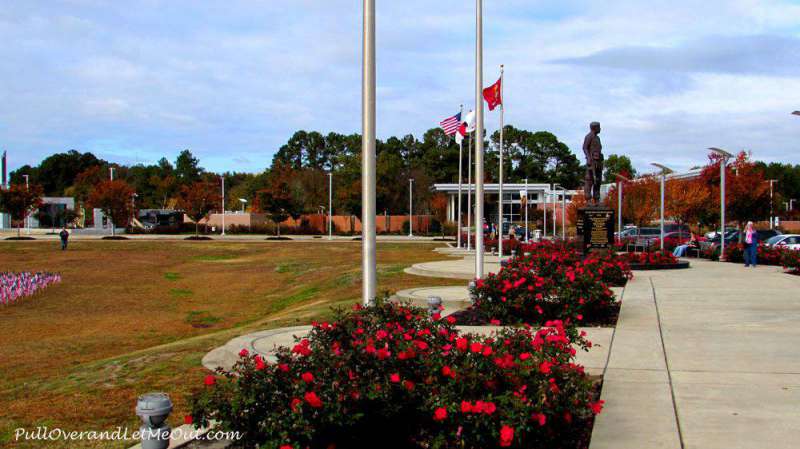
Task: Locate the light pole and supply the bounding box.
[542,188,547,241]
[408,178,414,237]
[239,198,247,214]
[651,163,673,251]
[551,185,556,238]
[362,0,377,305]
[709,147,733,261]
[615,174,629,241]
[328,172,333,240]
[767,179,776,230]
[23,174,30,234]
[553,185,567,240]
[110,167,115,181]
[221,176,226,236]
[523,178,529,242]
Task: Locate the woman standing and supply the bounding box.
[743,221,758,268]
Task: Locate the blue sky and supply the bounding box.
[2,0,800,176]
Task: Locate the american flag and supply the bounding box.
[439,112,462,136]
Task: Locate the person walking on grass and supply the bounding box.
[59,227,69,251]
[744,221,758,268]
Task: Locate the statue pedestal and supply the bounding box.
[576,206,615,255]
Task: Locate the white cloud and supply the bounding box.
[0,0,799,175]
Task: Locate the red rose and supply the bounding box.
[254,355,266,371]
[441,366,455,378]
[238,348,249,357]
[539,361,553,374]
[433,407,448,421]
[460,401,473,413]
[589,400,604,415]
[456,338,469,352]
[183,415,193,425]
[280,445,294,449]
[390,373,401,383]
[532,412,547,426]
[499,425,514,447]
[403,380,415,391]
[301,372,314,383]
[304,391,323,408]
[290,398,302,412]
[278,363,289,372]
[204,375,216,386]
[483,401,497,415]
[470,342,483,353]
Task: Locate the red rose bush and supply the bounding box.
[189,302,602,449]
[461,242,629,326]
[619,250,678,266]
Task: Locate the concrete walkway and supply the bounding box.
[591,259,800,449]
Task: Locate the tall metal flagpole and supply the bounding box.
[362,0,377,305]
[497,65,504,257]
[457,106,464,249]
[467,133,473,251]
[328,172,333,240]
[474,0,485,278]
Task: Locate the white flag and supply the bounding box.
[464,110,476,132]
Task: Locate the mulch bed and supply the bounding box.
[4,236,36,240]
[184,236,213,241]
[266,236,293,241]
[449,303,621,328]
[628,261,690,270]
[101,236,129,240]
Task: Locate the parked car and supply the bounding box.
[756,229,781,241]
[765,234,800,250]
[654,231,692,250]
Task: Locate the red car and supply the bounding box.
[652,231,692,250]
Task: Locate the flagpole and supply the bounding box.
[457,105,464,249]
[474,0,485,279]
[497,65,504,258]
[467,132,472,251]
[361,0,377,306]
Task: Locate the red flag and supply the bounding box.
[482,77,502,111]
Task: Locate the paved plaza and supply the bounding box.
[202,246,800,449]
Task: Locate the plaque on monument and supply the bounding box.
[578,206,615,254]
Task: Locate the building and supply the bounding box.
[433,183,580,225]
[30,197,76,229]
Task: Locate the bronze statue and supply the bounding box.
[582,121,603,204]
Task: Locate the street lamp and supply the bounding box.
[554,185,567,240]
[362,0,377,305]
[23,174,30,234]
[651,163,673,251]
[551,185,557,238]
[328,172,333,240]
[709,147,733,261]
[767,179,777,230]
[110,167,115,181]
[238,198,247,214]
[615,174,629,242]
[408,178,414,237]
[220,176,226,236]
[522,178,529,242]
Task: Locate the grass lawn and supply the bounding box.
[0,240,460,448]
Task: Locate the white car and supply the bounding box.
[765,234,800,250]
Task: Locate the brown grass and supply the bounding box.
[0,241,459,448]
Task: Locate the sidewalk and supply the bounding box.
[591,259,800,449]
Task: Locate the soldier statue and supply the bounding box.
[582,121,604,204]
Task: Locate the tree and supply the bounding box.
[604,154,636,181]
[607,175,660,227]
[88,180,135,236]
[665,178,711,229]
[0,183,44,237]
[177,181,221,237]
[10,150,104,196]
[699,151,770,228]
[175,150,203,185]
[255,162,305,236]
